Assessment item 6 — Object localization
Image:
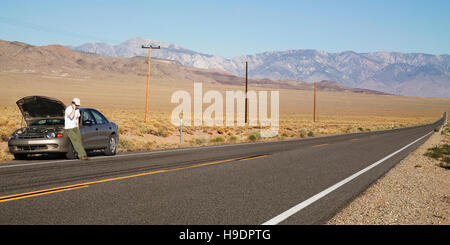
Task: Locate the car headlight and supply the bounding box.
[46,132,56,139]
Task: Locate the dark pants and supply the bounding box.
[65,127,87,158]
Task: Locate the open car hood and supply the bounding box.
[16,96,66,126]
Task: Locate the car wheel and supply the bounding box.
[104,134,117,156]
[65,142,78,159]
[14,153,28,160]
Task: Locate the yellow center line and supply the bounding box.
[311,143,329,148]
[237,155,268,161]
[0,185,88,203]
[0,154,268,203]
[350,139,358,141]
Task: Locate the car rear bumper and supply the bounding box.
[8,137,70,154]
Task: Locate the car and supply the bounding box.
[8,96,119,160]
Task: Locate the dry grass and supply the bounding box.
[0,71,448,161]
[0,106,23,161]
[0,105,439,161]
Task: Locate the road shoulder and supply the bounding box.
[327,129,449,225]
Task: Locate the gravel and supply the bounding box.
[327,130,449,225]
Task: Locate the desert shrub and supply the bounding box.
[210,136,225,143]
[118,126,126,135]
[424,144,449,159]
[228,135,239,142]
[148,126,170,137]
[441,124,449,135]
[440,157,450,169]
[0,150,13,161]
[248,131,261,142]
[307,131,314,137]
[183,128,193,135]
[0,127,13,142]
[248,134,257,141]
[131,140,154,151]
[138,126,148,134]
[345,126,357,133]
[153,121,161,128]
[298,128,308,137]
[424,144,450,169]
[117,137,133,152]
[191,136,208,145]
[143,140,154,150]
[157,126,170,137]
[216,127,225,135]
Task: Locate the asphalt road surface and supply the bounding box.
[0,113,446,225]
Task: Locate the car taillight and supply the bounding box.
[56,133,64,138]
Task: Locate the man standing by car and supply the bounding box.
[65,98,88,160]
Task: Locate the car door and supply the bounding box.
[79,109,98,150]
[89,109,110,148]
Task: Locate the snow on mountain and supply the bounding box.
[68,38,450,98]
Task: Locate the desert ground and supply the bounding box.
[0,70,449,161]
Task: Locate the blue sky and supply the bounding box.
[1,0,449,58]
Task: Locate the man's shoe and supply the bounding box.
[80,156,89,160]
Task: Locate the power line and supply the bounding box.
[0,16,121,44]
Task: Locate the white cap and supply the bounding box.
[72,98,81,106]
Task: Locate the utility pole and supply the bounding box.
[313,81,317,122]
[141,44,160,123]
[179,116,183,145]
[245,61,248,124]
[316,81,319,122]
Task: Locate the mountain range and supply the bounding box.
[0,39,388,95]
[68,37,450,98]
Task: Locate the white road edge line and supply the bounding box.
[262,130,433,225]
[0,159,79,169]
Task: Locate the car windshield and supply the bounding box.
[29,119,65,126]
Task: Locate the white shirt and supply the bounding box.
[64,106,80,129]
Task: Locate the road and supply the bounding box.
[0,113,446,225]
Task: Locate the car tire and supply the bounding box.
[65,142,78,159]
[14,153,28,160]
[104,134,117,156]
